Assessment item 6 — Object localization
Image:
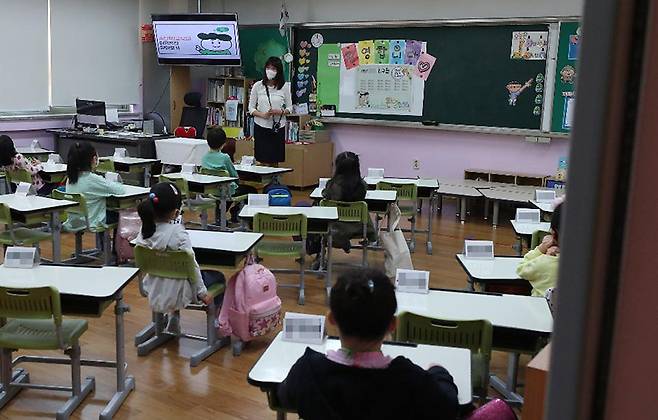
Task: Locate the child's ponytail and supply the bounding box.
[137,182,182,239]
[137,198,157,239]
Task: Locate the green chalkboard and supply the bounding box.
[295,24,549,130]
[239,26,290,80]
[551,21,580,133]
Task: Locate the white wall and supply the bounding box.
[203,0,582,24]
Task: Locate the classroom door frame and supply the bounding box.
[547,0,658,419]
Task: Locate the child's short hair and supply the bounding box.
[0,135,17,167]
[330,268,397,341]
[207,126,227,150]
[137,182,182,239]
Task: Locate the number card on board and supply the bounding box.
[248,194,269,208]
[4,247,39,269]
[464,240,494,259]
[282,312,326,344]
[515,208,541,224]
[395,269,430,294]
[535,189,557,203]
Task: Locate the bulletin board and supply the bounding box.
[551,21,580,133]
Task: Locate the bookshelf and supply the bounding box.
[206,76,253,134]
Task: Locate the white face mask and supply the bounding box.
[266,69,277,80]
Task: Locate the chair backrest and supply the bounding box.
[134,246,198,280]
[6,168,33,185]
[0,202,13,225]
[159,175,190,199]
[199,167,230,177]
[320,199,369,224]
[376,181,418,202]
[0,286,63,346]
[530,230,551,249]
[51,190,91,227]
[95,159,115,174]
[179,107,209,138]
[253,213,307,239]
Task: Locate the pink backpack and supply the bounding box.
[115,210,142,263]
[218,257,281,342]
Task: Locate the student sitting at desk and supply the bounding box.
[0,134,56,196]
[277,268,458,420]
[134,182,213,335]
[64,142,126,229]
[201,127,256,222]
[517,202,563,297]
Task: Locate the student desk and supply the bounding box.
[478,186,536,227]
[106,185,150,210]
[510,221,551,256]
[164,172,238,229]
[16,146,53,162]
[435,180,483,223]
[100,156,160,187]
[530,200,555,213]
[363,177,439,254]
[0,194,77,264]
[40,163,68,184]
[309,187,397,213]
[155,137,209,166]
[187,230,263,272]
[50,129,163,160]
[455,254,525,292]
[239,205,339,297]
[248,331,473,415]
[233,164,293,186]
[0,265,139,419]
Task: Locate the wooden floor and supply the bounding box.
[0,190,536,419]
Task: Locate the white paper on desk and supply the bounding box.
[282,312,326,344]
[515,208,541,224]
[464,240,494,259]
[4,247,39,269]
[113,148,127,158]
[248,194,269,208]
[182,163,196,174]
[105,172,122,183]
[30,139,40,151]
[535,189,556,203]
[14,182,35,197]
[106,108,120,123]
[225,99,239,122]
[318,178,330,189]
[368,168,385,178]
[396,269,430,294]
[240,155,255,166]
[47,154,61,164]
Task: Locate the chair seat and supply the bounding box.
[0,228,52,245]
[257,240,304,257]
[0,318,88,350]
[62,222,117,234]
[397,204,417,217]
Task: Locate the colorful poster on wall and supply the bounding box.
[358,40,375,65]
[355,65,414,112]
[317,43,341,109]
[389,40,406,65]
[551,21,580,133]
[341,43,360,69]
[374,40,390,64]
[404,40,423,65]
[414,52,437,81]
[510,31,549,60]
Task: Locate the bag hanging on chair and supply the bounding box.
[380,203,413,278]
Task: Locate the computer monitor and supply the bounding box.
[76,99,107,127]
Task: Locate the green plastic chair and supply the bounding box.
[396,312,493,399]
[133,246,228,367]
[376,181,418,252]
[320,199,370,267]
[160,174,216,229]
[5,168,33,185]
[0,286,94,418]
[0,203,51,252]
[94,159,115,174]
[531,230,552,249]
[253,213,308,305]
[51,190,116,265]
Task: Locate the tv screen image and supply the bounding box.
[152,14,241,66]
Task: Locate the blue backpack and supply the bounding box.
[264,182,292,206]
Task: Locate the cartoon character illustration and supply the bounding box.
[195,33,233,55]
[358,91,370,108]
[560,65,577,84]
[506,79,533,106]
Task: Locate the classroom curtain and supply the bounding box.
[50,0,141,107]
[0,0,50,112]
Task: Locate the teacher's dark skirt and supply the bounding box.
[254,123,285,163]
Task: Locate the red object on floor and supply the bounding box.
[175,126,197,138]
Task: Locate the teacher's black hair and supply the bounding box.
[263,56,286,90]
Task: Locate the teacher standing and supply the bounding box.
[248,56,293,165]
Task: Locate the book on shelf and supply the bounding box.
[207,79,225,103]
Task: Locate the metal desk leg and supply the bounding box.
[426,195,434,255]
[144,166,151,188]
[460,198,467,224]
[219,185,228,230]
[492,201,500,228]
[489,352,524,405]
[51,210,62,264]
[484,198,489,220]
[100,292,135,420]
[325,231,333,303]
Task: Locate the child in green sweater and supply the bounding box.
[517,202,563,297]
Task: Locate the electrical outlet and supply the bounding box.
[525,136,538,143]
[412,159,420,170]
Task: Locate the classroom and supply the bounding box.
[0,0,654,419]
